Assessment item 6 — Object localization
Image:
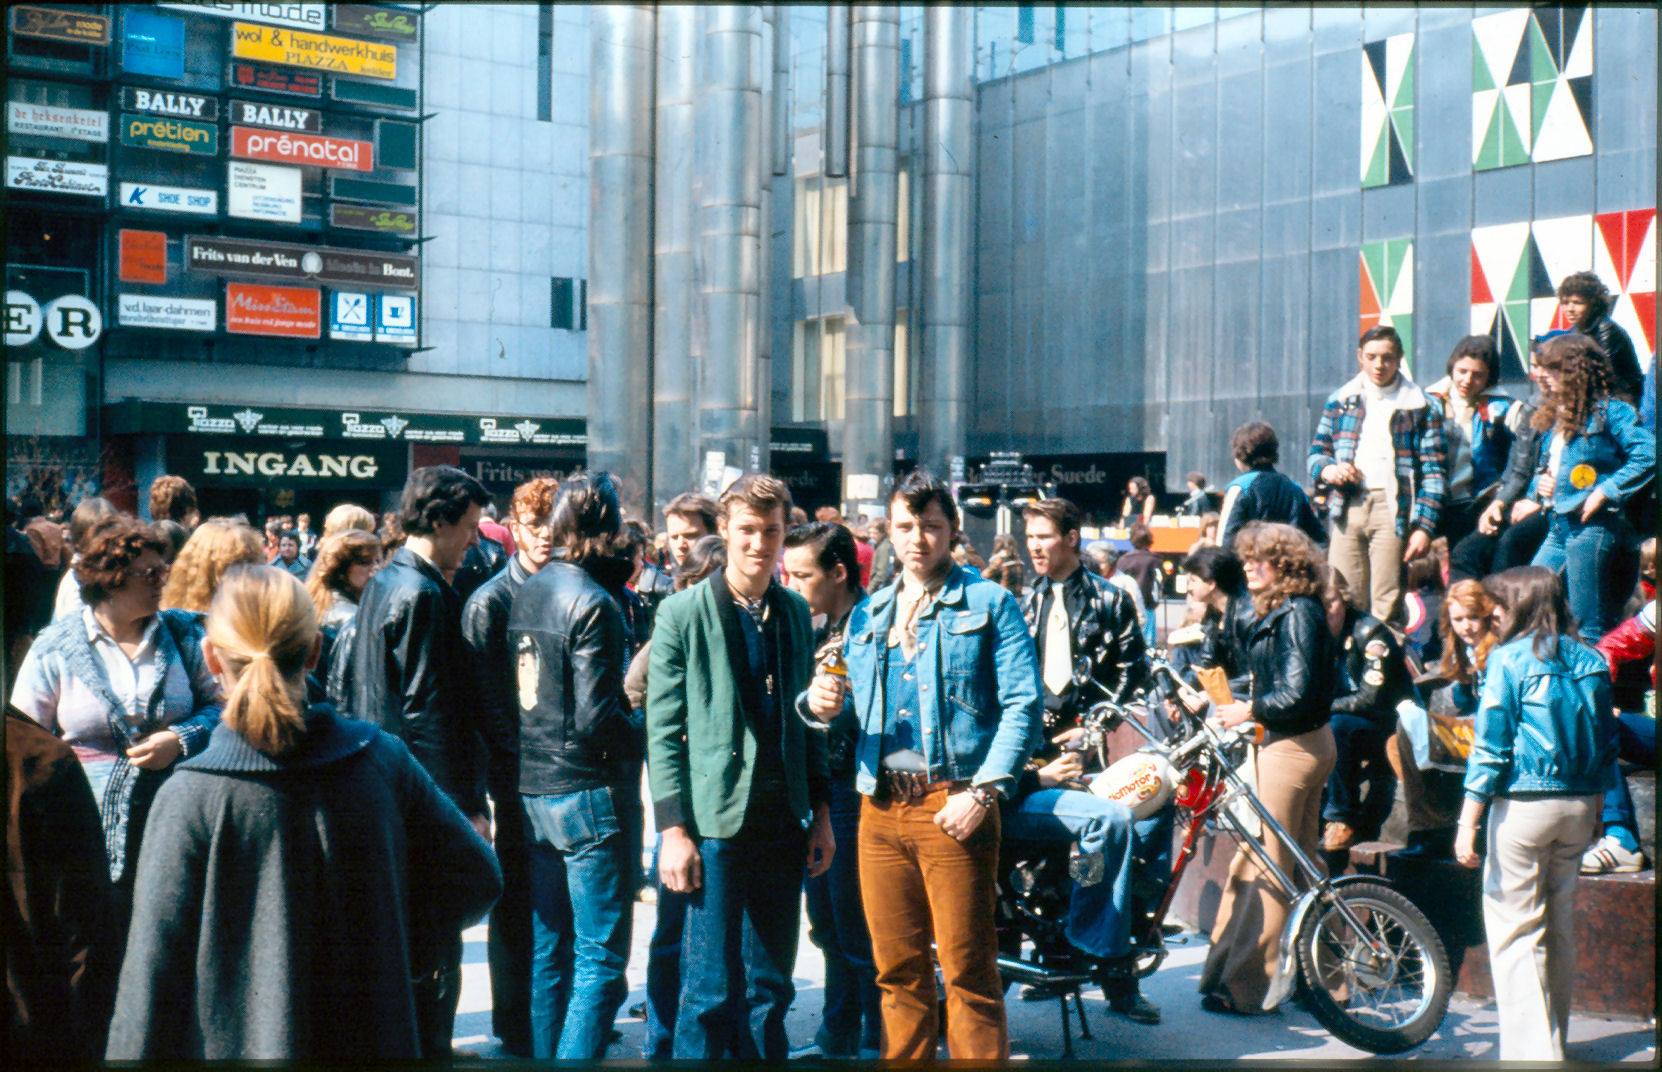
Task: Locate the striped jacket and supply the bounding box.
[1308,373,1447,537]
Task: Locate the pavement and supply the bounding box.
[452,897,1657,1063]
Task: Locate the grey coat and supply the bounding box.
[105,706,502,1060]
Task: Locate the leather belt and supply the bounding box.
[880,769,964,804]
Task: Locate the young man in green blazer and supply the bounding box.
[646,474,833,1059]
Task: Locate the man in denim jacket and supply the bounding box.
[805,469,1042,1059]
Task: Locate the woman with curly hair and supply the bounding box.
[1197,521,1335,1015]
[1555,271,1642,403]
[160,518,266,614]
[1525,333,1654,642]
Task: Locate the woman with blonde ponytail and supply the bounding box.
[106,566,502,1060]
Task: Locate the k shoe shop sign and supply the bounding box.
[167,436,407,489]
[187,235,419,289]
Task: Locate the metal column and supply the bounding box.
[824,5,850,179]
[652,5,697,511]
[587,5,656,511]
[842,5,899,508]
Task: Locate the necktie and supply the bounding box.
[1043,587,1073,696]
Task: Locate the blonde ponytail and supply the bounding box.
[207,564,318,755]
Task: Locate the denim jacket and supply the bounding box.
[1528,398,1655,517]
[1424,379,1517,500]
[1463,635,1618,803]
[822,564,1043,797]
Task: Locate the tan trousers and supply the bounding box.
[859,788,1006,1059]
[1200,724,1337,1011]
[1328,489,1405,624]
[1483,795,1600,1061]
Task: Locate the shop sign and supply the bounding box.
[227,160,302,222]
[118,87,218,121]
[120,180,218,214]
[228,60,321,97]
[118,229,169,284]
[5,156,108,197]
[329,175,415,205]
[477,417,585,448]
[187,235,419,289]
[158,3,326,32]
[329,202,415,236]
[120,113,219,155]
[461,453,585,493]
[7,291,102,349]
[228,98,320,133]
[231,126,370,171]
[106,399,589,448]
[964,452,1167,518]
[329,290,372,341]
[329,77,417,111]
[374,293,415,344]
[225,281,320,338]
[230,22,397,81]
[117,293,217,332]
[10,6,110,46]
[121,10,186,79]
[331,3,419,43]
[5,101,108,142]
[167,437,408,490]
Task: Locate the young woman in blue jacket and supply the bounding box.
[1454,566,1617,1061]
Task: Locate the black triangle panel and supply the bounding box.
[1494,308,1527,381]
[1536,9,1564,73]
[1388,125,1413,185]
[1364,38,1388,92]
[1559,7,1585,69]
[1528,239,1555,299]
[1507,26,1533,87]
[1568,75,1594,141]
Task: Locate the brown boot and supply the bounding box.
[1323,821,1357,852]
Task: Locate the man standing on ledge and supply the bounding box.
[806,469,1042,1059]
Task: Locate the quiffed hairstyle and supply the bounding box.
[510,475,561,523]
[321,502,376,537]
[1446,334,1500,388]
[305,529,382,617]
[1530,332,1615,438]
[1181,544,1246,594]
[147,474,198,526]
[74,515,168,605]
[1022,496,1084,544]
[1437,579,1498,686]
[1555,270,1611,321]
[1234,521,1326,616]
[550,471,624,563]
[162,518,266,613]
[1358,324,1404,355]
[719,473,793,521]
[890,468,959,531]
[784,521,863,595]
[1230,420,1280,468]
[664,492,719,534]
[207,565,317,757]
[398,466,490,536]
[1483,565,1575,661]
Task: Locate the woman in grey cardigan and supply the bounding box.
[105,565,502,1060]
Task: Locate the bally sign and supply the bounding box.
[229,98,320,132]
[225,282,321,337]
[188,236,419,289]
[231,126,370,171]
[120,113,219,156]
[6,101,109,142]
[118,87,218,121]
[230,21,397,81]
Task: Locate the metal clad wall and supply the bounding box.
[969,4,1657,494]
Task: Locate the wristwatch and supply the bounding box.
[966,784,1000,810]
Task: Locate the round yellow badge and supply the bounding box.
[1568,463,1598,491]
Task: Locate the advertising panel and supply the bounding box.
[230,22,397,81]
[106,400,588,448]
[187,236,419,289]
[9,6,110,46]
[225,282,321,338]
[118,87,218,121]
[329,77,417,111]
[228,99,321,132]
[168,436,407,490]
[118,293,217,331]
[332,4,419,43]
[329,290,372,341]
[374,293,416,343]
[120,113,219,155]
[227,160,303,222]
[228,60,322,97]
[5,101,108,142]
[328,175,415,205]
[6,157,108,197]
[230,126,370,171]
[329,203,416,236]
[118,230,169,284]
[157,3,326,32]
[121,10,186,79]
[119,181,218,214]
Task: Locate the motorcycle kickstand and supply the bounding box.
[1055,985,1092,1058]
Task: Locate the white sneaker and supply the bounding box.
[1581,835,1645,875]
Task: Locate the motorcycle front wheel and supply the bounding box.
[1294,880,1452,1054]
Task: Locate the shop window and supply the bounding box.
[551,276,576,329]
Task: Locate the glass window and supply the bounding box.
[792,318,819,421]
[821,316,846,420]
[793,179,821,278]
[892,315,910,417]
[9,358,43,407]
[895,168,910,264]
[820,179,848,275]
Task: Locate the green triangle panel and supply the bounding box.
[1472,34,1495,93]
[1362,242,1389,294]
[1528,15,1557,84]
[1363,128,1388,188]
[1531,78,1555,140]
[1475,103,1503,170]
[1396,315,1415,374]
[1501,302,1532,367]
[1499,104,1529,167]
[1394,44,1415,110]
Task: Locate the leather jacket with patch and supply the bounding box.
[1330,608,1411,723]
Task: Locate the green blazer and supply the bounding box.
[646,572,827,840]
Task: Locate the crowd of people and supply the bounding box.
[2,272,1653,1062]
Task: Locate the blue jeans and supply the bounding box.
[1601,711,1657,849]
[803,781,880,1055]
[522,784,642,1060]
[1532,511,1638,643]
[673,816,807,1060]
[1323,713,1397,836]
[643,835,688,1059]
[1004,788,1171,960]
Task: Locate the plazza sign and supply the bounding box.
[230,21,397,80]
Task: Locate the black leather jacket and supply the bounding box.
[1197,587,1258,700]
[1245,594,1334,737]
[1494,396,1543,507]
[1585,315,1643,404]
[509,559,644,796]
[452,534,508,605]
[1331,608,1412,723]
[1020,565,1148,732]
[349,547,486,815]
[461,555,532,803]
